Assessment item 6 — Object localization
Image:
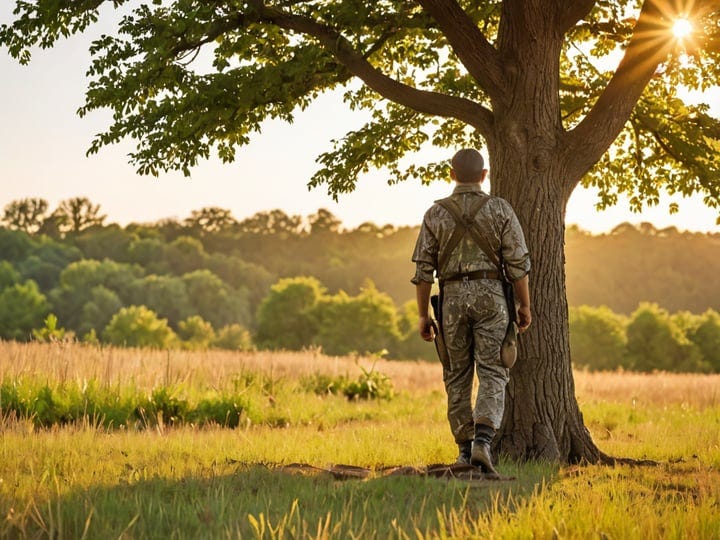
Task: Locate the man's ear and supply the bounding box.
[450,169,457,181]
[480,169,488,182]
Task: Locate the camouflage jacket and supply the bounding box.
[411,183,531,284]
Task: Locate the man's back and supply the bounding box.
[412,183,530,286]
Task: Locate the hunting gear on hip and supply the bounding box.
[411,148,531,475]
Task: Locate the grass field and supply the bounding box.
[1,342,719,538]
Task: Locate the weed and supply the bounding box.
[343,365,394,401]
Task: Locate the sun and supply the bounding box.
[672,17,693,40]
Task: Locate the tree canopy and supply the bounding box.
[1,1,718,215]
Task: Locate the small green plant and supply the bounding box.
[343,365,394,401]
[136,386,189,426]
[190,394,253,428]
[299,373,349,396]
[32,314,71,343]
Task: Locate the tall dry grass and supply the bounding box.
[3,341,719,406]
[573,369,720,409]
[0,341,444,392]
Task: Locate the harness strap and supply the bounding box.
[435,195,500,277]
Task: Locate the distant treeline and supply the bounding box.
[565,223,720,314]
[0,197,718,371]
[570,303,720,373]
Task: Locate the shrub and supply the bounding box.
[177,315,216,350]
[103,305,177,348]
[214,324,253,351]
[190,394,253,428]
[136,386,189,427]
[32,313,71,343]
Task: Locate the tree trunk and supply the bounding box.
[496,172,607,463]
[475,1,611,465]
[488,133,608,463]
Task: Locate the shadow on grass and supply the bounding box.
[4,460,558,539]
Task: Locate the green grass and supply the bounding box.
[0,420,557,538]
[1,345,719,538]
[0,368,395,430]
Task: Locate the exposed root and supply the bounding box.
[603,456,659,467]
[272,462,515,481]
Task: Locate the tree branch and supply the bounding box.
[414,0,504,99]
[557,0,596,33]
[256,3,494,135]
[562,0,676,186]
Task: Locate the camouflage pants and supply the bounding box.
[440,279,510,443]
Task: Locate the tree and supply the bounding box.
[77,285,124,337]
[206,253,276,320]
[52,197,106,234]
[0,228,35,263]
[237,210,305,237]
[182,269,250,329]
[0,280,50,341]
[50,259,145,331]
[165,236,208,275]
[309,208,342,235]
[625,302,707,372]
[74,225,135,262]
[2,198,49,234]
[19,239,83,291]
[569,306,627,371]
[103,305,177,348]
[255,276,326,350]
[4,1,719,463]
[0,261,20,290]
[127,237,169,274]
[689,309,720,372]
[314,281,401,356]
[184,207,238,234]
[128,274,193,328]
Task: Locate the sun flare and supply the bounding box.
[672,17,693,39]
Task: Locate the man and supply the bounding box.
[411,148,531,475]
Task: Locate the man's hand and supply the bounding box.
[418,316,435,341]
[517,306,532,333]
[415,281,435,342]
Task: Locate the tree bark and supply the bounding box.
[495,169,607,462]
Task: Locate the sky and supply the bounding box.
[0,8,718,234]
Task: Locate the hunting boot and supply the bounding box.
[471,423,499,476]
[456,441,472,465]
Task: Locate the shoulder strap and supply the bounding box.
[435,198,468,275]
[435,195,498,275]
